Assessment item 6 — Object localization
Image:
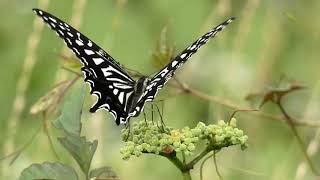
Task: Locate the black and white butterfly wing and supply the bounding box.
[33,9,135,125]
[135,18,235,111]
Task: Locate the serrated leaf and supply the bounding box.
[58,135,98,175]
[53,85,85,136]
[18,162,78,180]
[89,166,118,180]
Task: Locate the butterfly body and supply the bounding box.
[33,8,234,125]
[128,77,150,114]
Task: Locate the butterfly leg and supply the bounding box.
[149,102,165,132]
[151,104,155,125]
[149,103,162,130]
[154,100,166,126]
[143,109,148,124]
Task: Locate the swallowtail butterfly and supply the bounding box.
[33,8,234,125]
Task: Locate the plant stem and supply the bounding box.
[185,146,212,169]
[213,151,223,180]
[169,80,320,128]
[159,152,193,180]
[278,100,319,175]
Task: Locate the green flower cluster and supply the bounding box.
[120,118,248,160]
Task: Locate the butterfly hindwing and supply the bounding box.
[135,18,235,110]
[34,8,234,125]
[33,8,135,125]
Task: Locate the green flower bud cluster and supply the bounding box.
[120,118,248,160]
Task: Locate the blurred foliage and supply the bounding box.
[19,162,79,180]
[1,0,320,180]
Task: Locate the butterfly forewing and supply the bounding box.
[33,8,234,125]
[33,8,135,125]
[135,18,235,110]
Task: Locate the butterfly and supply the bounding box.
[33,8,234,125]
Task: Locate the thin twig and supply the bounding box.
[169,80,320,128]
[277,100,319,176]
[42,113,60,160]
[0,124,42,163]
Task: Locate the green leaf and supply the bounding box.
[53,85,85,136]
[89,166,118,180]
[58,135,98,175]
[18,162,78,180]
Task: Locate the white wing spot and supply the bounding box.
[120,117,126,122]
[109,85,113,89]
[59,25,66,30]
[180,53,187,59]
[43,16,48,21]
[136,107,140,112]
[76,40,84,46]
[38,10,43,15]
[49,17,57,23]
[171,60,178,67]
[129,111,137,117]
[160,68,169,77]
[64,23,69,28]
[58,30,64,36]
[92,58,104,65]
[113,89,119,95]
[81,57,88,66]
[99,104,110,110]
[118,92,124,104]
[72,47,80,55]
[110,110,117,119]
[190,44,197,50]
[106,77,128,83]
[102,68,113,77]
[67,32,73,37]
[216,25,223,31]
[76,32,82,41]
[66,38,72,45]
[88,41,93,47]
[84,49,95,55]
[50,23,56,28]
[113,83,132,89]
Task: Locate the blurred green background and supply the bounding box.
[1,0,320,179]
